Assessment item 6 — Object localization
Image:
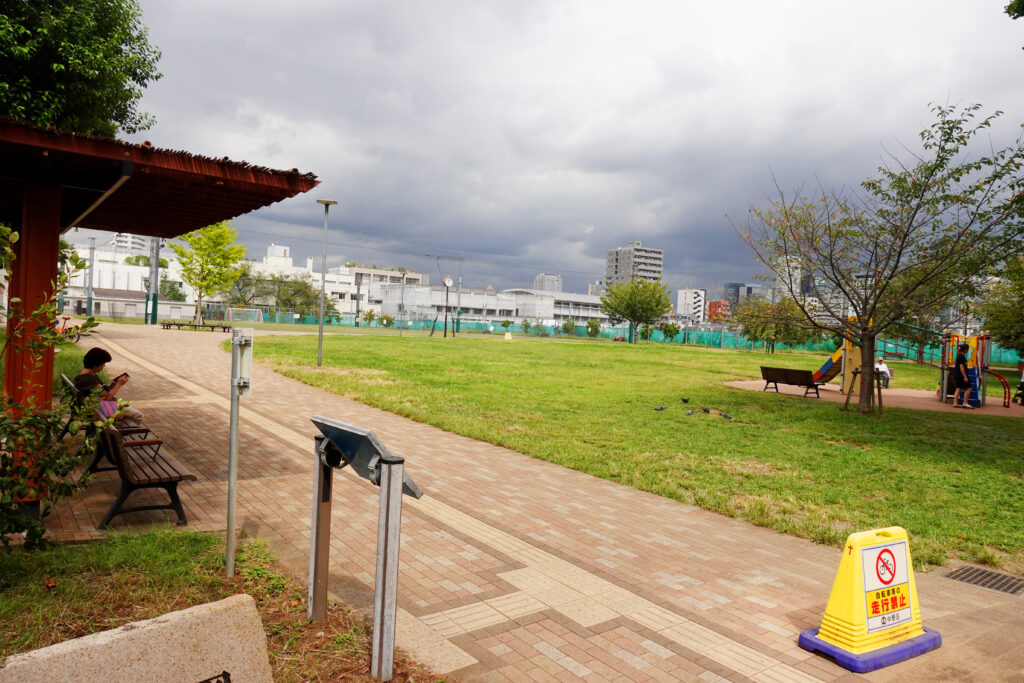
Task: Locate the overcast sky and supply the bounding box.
[93,1,1024,296]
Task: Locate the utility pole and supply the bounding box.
[85,237,96,316]
[146,237,160,324]
[455,272,462,335]
[399,278,405,337]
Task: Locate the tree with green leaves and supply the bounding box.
[734,297,821,353]
[740,104,1024,413]
[983,256,1024,355]
[561,318,576,335]
[659,322,680,342]
[169,222,246,325]
[0,0,162,137]
[222,262,272,308]
[586,319,601,337]
[265,273,336,318]
[363,309,377,326]
[1007,0,1023,19]
[158,276,186,302]
[599,279,672,343]
[123,254,168,268]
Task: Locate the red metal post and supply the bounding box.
[4,185,61,407]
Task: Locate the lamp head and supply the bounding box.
[317,199,338,207]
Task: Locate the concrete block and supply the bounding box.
[0,593,272,683]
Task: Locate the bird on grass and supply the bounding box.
[685,409,695,416]
[654,406,666,411]
[681,397,689,403]
[701,407,710,414]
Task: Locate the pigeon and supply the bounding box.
[685,409,695,416]
[655,406,666,411]
[721,412,733,420]
[681,398,689,403]
[701,407,710,414]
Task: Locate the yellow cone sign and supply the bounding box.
[799,526,941,673]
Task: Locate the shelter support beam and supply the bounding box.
[4,184,61,406]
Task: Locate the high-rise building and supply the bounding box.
[605,241,663,286]
[110,233,149,253]
[676,289,706,324]
[724,282,744,309]
[533,273,562,292]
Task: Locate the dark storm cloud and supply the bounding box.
[126,0,1024,296]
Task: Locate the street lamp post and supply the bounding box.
[316,199,338,367]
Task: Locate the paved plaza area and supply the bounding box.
[48,324,1024,681]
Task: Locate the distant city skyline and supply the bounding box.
[66,228,756,298]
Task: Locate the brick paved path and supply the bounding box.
[48,324,1024,681]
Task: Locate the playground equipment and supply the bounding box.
[813,338,861,395]
[939,334,1013,408]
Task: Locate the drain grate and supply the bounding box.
[945,566,1024,595]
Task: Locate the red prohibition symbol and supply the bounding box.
[876,548,896,585]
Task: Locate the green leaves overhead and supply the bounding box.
[0,0,162,137]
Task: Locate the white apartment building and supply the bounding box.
[110,232,150,253]
[676,288,706,324]
[368,284,608,325]
[63,246,195,319]
[60,238,428,320]
[606,240,663,285]
[256,243,427,316]
[533,273,562,292]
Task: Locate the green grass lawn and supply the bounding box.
[253,334,1024,572]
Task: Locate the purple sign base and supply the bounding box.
[798,626,942,674]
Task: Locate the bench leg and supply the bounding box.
[165,482,188,526]
[98,481,136,530]
[80,445,118,484]
[97,482,188,529]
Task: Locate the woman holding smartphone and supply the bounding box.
[74,347,145,425]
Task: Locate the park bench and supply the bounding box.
[60,373,155,479]
[160,320,232,332]
[760,366,822,398]
[95,426,196,529]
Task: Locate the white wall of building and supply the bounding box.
[677,288,706,324]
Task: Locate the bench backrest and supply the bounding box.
[60,373,82,400]
[98,427,133,480]
[783,368,814,384]
[760,366,814,385]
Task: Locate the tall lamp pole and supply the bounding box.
[316,199,338,367]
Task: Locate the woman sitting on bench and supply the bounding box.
[75,348,145,426]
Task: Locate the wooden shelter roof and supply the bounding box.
[0,117,319,238]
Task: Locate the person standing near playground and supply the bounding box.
[952,342,974,408]
[874,359,892,388]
